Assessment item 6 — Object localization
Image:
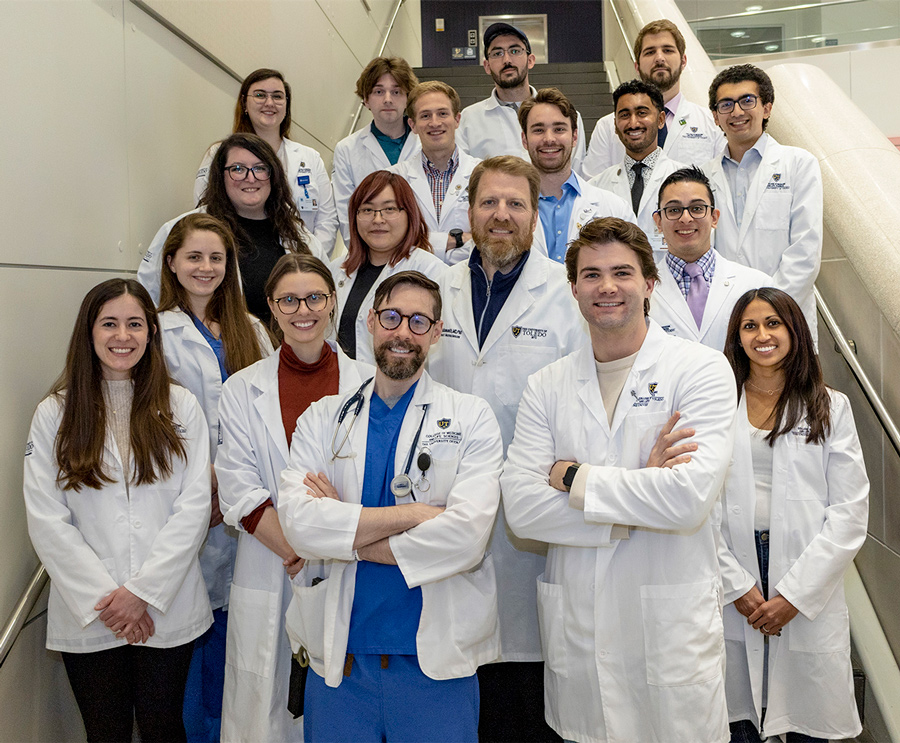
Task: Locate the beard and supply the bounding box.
[472,219,532,272]
[530,145,572,175]
[641,63,682,93]
[491,64,528,90]
[374,339,427,381]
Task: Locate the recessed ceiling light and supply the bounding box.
[731,30,748,38]
[746,4,763,11]
[765,44,780,51]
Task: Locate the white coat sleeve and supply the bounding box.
[278,401,363,561]
[23,398,120,628]
[124,392,211,612]
[580,353,737,531]
[502,371,615,547]
[572,111,587,177]
[216,375,276,530]
[136,220,172,306]
[581,115,617,180]
[252,317,276,357]
[712,496,757,604]
[770,153,823,306]
[390,401,503,588]
[193,144,218,207]
[331,140,355,244]
[310,155,339,258]
[775,394,869,620]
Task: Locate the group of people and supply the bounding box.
[22,15,868,743]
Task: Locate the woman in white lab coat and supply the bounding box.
[332,170,446,365]
[23,279,212,743]
[215,253,373,742]
[719,287,868,742]
[194,68,339,256]
[156,212,273,740]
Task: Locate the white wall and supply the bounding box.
[0,0,420,737]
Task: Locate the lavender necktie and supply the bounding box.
[684,262,709,329]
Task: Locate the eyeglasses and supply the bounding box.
[376,309,436,335]
[713,94,759,114]
[248,91,286,105]
[224,164,271,181]
[657,204,713,220]
[487,46,527,60]
[272,292,332,314]
[357,206,405,220]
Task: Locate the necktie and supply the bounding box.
[658,107,670,147]
[684,262,709,329]
[631,162,645,214]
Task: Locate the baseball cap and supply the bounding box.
[483,22,531,56]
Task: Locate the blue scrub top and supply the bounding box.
[191,313,228,382]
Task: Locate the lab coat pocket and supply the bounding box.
[285,574,329,664]
[495,345,557,407]
[448,553,498,650]
[536,574,568,678]
[787,607,849,653]
[427,453,459,506]
[758,190,791,231]
[624,410,671,469]
[641,580,723,686]
[226,584,280,678]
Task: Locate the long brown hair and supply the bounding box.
[343,171,430,276]
[200,133,310,256]
[52,280,186,491]
[158,213,266,374]
[725,287,831,445]
[233,68,292,139]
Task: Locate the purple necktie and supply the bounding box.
[684,262,709,329]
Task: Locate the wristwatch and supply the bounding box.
[562,463,581,491]
[449,228,464,249]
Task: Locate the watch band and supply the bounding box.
[562,463,581,490]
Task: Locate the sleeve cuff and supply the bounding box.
[567,463,591,511]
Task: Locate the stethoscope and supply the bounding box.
[330,378,433,500]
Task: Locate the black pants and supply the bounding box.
[478,661,562,743]
[63,641,194,743]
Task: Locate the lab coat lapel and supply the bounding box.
[407,166,439,226]
[362,130,390,170]
[730,394,761,584]
[664,102,690,155]
[699,256,732,340]
[656,267,699,340]
[392,373,435,484]
[708,163,736,247]
[251,351,290,466]
[449,267,481,356]
[739,141,780,244]
[574,345,610,432]
[608,322,666,436]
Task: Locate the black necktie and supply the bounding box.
[658,107,670,147]
[631,162,645,214]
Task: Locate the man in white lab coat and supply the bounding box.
[582,19,723,178]
[703,63,822,344]
[502,217,735,743]
[520,88,633,264]
[388,81,480,265]
[649,166,770,350]
[589,79,686,251]
[277,271,503,742]
[428,155,584,743]
[457,22,586,171]
[332,57,421,243]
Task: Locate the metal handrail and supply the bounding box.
[816,286,900,458]
[346,0,407,137]
[688,0,870,24]
[607,0,636,64]
[0,564,48,670]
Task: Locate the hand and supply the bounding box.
[127,611,156,644]
[95,587,149,636]
[446,232,472,251]
[284,553,305,578]
[748,594,799,636]
[549,461,578,492]
[304,472,340,500]
[644,411,697,468]
[733,585,765,619]
[210,465,224,528]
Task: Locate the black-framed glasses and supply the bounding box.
[272,292,331,314]
[656,204,713,220]
[356,206,405,220]
[224,164,271,182]
[376,308,436,335]
[713,94,759,114]
[487,46,527,60]
[248,90,286,104]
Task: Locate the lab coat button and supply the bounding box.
[598,649,608,659]
[608,454,617,464]
[133,520,142,529]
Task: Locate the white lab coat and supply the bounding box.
[531,174,634,260]
[588,150,686,251]
[277,372,503,687]
[649,250,771,351]
[457,87,586,173]
[716,392,867,740]
[582,96,723,178]
[330,248,447,366]
[428,250,585,661]
[501,322,735,743]
[703,136,823,344]
[136,208,326,307]
[387,149,481,265]
[159,308,274,610]
[194,138,339,256]
[215,342,372,743]
[23,386,213,652]
[331,125,421,243]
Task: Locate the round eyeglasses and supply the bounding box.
[272,292,332,314]
[224,164,271,182]
[376,308,436,335]
[657,204,713,220]
[248,90,286,105]
[713,94,759,115]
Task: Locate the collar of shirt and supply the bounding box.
[624,147,661,189]
[538,171,582,263]
[422,148,460,219]
[469,246,531,348]
[664,92,682,124]
[371,119,411,144]
[490,86,536,111]
[722,131,768,167]
[666,247,716,297]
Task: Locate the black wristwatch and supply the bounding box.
[449,228,464,249]
[562,463,581,491]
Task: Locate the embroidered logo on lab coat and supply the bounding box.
[437,418,451,429]
[511,326,548,339]
[25,441,34,457]
[766,173,790,191]
[630,382,665,407]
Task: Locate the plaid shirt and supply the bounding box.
[422,148,459,221]
[666,248,716,297]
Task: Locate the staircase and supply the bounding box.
[413,62,614,138]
